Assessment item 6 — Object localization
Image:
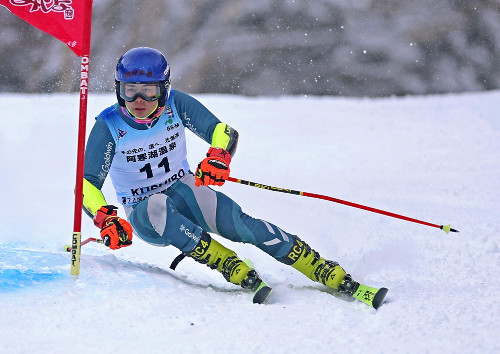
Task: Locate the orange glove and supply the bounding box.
[195,147,231,187]
[93,205,133,250]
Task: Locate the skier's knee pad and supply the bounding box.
[129,194,171,246]
[130,193,202,252]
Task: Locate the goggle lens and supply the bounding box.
[120,83,161,102]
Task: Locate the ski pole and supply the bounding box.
[226,176,458,234]
[64,237,103,252]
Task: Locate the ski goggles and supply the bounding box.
[119,82,162,102]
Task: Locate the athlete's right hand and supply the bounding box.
[94,205,133,250]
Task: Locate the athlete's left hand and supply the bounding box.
[195,147,231,187]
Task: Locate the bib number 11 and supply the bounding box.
[139,156,170,179]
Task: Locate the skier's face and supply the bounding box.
[125,96,158,118]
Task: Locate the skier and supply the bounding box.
[83,47,386,307]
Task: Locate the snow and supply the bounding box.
[1,91,499,353]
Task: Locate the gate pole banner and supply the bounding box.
[0,0,93,57]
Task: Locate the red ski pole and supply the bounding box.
[226,177,458,234]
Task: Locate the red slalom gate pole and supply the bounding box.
[0,0,95,277]
[226,177,458,234]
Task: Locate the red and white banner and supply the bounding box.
[0,0,93,56]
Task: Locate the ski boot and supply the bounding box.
[280,236,388,309]
[279,236,346,290]
[188,231,272,303]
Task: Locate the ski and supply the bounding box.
[252,280,273,304]
[351,283,389,309]
[243,258,273,304]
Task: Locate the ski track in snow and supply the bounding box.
[1,92,499,353]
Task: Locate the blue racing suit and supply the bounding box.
[83,90,295,259]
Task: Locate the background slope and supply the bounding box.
[0,92,499,353]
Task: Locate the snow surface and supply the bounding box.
[0,92,499,353]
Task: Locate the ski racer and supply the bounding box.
[83,47,385,306]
